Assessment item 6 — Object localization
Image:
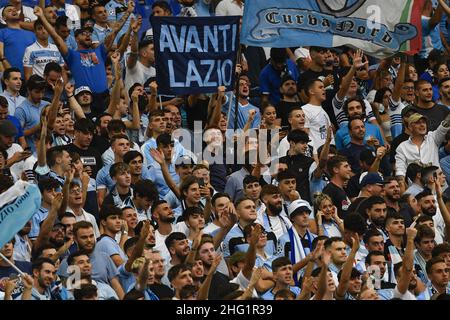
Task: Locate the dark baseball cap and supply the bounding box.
[360,173,386,188]
[0,120,18,137]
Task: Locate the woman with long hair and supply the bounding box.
[309,193,345,237]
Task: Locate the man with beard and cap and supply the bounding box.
[260,48,300,106]
[35,5,129,113]
[363,196,389,240]
[395,112,450,181]
[58,221,125,299]
[414,225,436,286]
[259,184,292,240]
[277,199,317,286]
[275,74,302,127]
[383,177,402,214]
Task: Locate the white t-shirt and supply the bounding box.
[393,286,416,300]
[67,208,101,239]
[302,103,335,154]
[6,143,36,181]
[23,42,64,78]
[154,229,171,262]
[230,270,258,298]
[215,0,244,16]
[125,60,156,91]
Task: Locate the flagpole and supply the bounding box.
[233,44,242,131]
[0,252,25,276]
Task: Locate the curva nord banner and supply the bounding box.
[240,0,424,58]
[151,16,241,95]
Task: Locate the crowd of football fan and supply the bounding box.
[0,0,450,301]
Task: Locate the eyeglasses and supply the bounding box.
[70,188,82,194]
[402,86,414,90]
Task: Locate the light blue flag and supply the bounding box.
[0,181,42,249]
[240,0,424,58]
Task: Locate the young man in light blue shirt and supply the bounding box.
[14,74,48,154]
[96,205,129,268]
[1,67,26,115]
[260,257,300,300]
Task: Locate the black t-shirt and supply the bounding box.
[275,100,303,127]
[346,173,363,200]
[298,69,330,91]
[208,272,236,300]
[340,143,371,175]
[148,283,174,300]
[65,143,103,177]
[92,135,111,156]
[280,154,315,203]
[185,96,209,131]
[412,104,450,131]
[323,182,351,218]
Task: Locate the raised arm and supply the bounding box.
[107,51,122,116]
[435,180,450,240]
[314,250,331,300]
[117,22,132,57]
[392,57,406,102]
[125,89,140,130]
[206,86,226,128]
[336,49,366,100]
[33,193,62,250]
[126,15,141,70]
[37,115,47,167]
[242,224,261,280]
[336,235,360,299]
[104,0,135,51]
[396,227,417,295]
[65,83,86,119]
[429,2,444,30]
[58,169,74,218]
[237,268,262,300]
[125,221,150,272]
[368,146,386,173]
[212,203,237,250]
[47,79,64,129]
[34,6,68,56]
[150,148,181,198]
[197,254,222,300]
[136,257,151,291]
[314,126,332,178]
